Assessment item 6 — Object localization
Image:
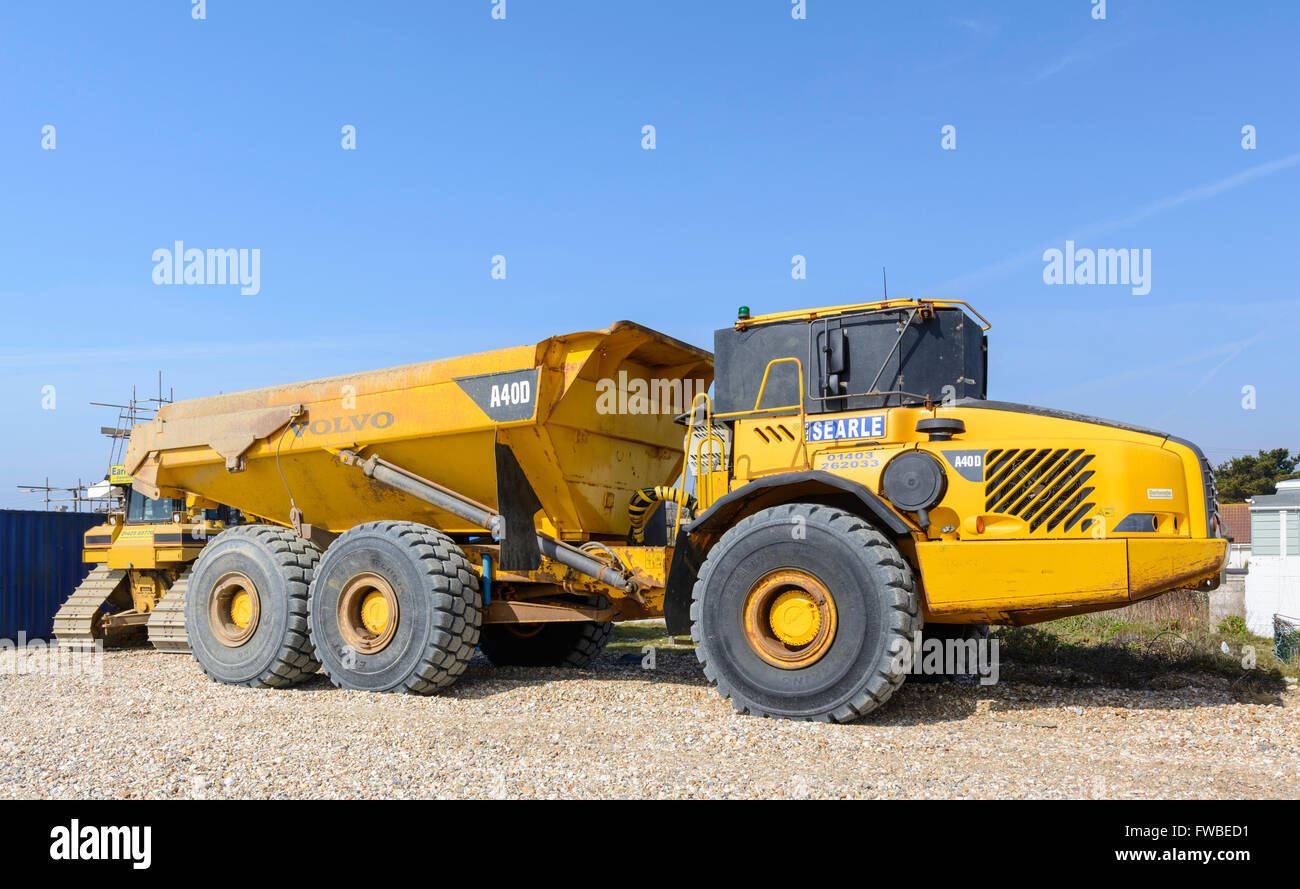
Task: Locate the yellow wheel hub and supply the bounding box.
[208,572,261,648]
[360,591,390,635]
[769,590,821,646]
[338,573,400,654]
[229,590,253,629]
[742,569,838,669]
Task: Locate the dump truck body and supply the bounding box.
[126,322,711,542]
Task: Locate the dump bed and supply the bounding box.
[124,323,713,538]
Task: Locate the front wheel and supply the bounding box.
[186,525,321,688]
[690,503,919,723]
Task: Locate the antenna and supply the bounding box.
[15,477,91,512]
[21,373,177,512]
[882,267,888,300]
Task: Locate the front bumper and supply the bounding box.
[916,536,1229,621]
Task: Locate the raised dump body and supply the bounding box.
[124,322,713,542]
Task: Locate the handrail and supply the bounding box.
[682,358,811,498]
[734,297,992,332]
[694,428,726,505]
[677,391,715,538]
[747,356,804,417]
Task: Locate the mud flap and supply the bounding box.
[494,441,543,571]
[663,527,701,636]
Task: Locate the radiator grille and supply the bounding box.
[984,448,1098,534]
[1201,456,1221,537]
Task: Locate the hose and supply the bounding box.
[579,540,628,576]
[627,486,698,544]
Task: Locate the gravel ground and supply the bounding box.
[0,635,1296,799]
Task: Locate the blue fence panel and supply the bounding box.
[0,509,102,640]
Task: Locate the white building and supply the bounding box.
[1244,479,1300,636]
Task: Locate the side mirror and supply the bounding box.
[826,328,847,375]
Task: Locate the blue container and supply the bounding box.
[0,509,103,640]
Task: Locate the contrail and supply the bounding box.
[921,152,1300,296]
[1152,330,1270,425]
[1094,153,1300,232]
[1044,334,1267,397]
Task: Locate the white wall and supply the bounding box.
[1244,556,1300,636]
[1228,544,1250,570]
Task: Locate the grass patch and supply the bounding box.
[994,614,1292,698]
[608,621,694,653]
[607,616,1294,699]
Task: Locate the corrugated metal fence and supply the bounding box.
[0,509,101,640]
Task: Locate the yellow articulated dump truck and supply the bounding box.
[121,301,1226,721]
[54,466,235,653]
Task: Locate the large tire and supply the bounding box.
[479,615,613,668]
[309,521,481,694]
[186,525,321,688]
[690,503,919,723]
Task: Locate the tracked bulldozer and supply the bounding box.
[54,467,234,653]
[119,301,1226,721]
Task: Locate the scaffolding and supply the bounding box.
[16,373,173,513]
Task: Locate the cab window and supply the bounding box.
[202,505,235,524]
[125,489,181,524]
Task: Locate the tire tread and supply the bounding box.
[689,503,919,723]
[189,524,321,689]
[313,521,481,694]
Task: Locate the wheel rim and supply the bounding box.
[337,572,399,654]
[209,571,261,648]
[743,569,837,669]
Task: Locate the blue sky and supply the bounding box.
[2,1,1297,508]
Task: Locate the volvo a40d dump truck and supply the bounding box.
[121,301,1225,720]
[55,466,235,654]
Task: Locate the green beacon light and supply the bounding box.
[737,305,750,321]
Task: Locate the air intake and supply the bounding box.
[984,447,1098,534]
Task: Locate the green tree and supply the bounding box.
[1214,448,1299,501]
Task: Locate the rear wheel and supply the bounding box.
[912,623,990,683]
[186,525,320,688]
[690,503,919,723]
[479,612,613,668]
[309,521,481,694]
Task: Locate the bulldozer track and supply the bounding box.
[147,567,192,654]
[53,566,129,650]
